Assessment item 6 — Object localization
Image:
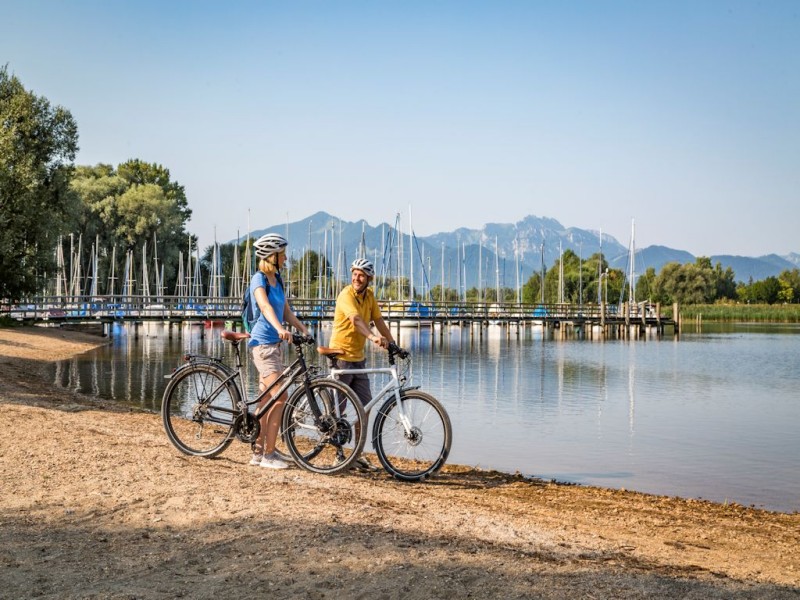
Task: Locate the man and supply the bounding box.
[328,258,395,404]
[328,258,396,470]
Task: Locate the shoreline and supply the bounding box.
[1,325,799,598]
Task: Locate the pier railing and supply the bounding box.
[2,295,672,328]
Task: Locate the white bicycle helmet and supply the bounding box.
[350,258,375,278]
[253,233,288,259]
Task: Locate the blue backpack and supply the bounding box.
[241,271,283,333]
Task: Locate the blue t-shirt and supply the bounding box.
[247,271,286,346]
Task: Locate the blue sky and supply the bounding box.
[3,0,798,257]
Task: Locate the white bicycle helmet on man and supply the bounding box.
[350,258,375,278]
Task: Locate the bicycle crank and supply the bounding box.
[329,418,353,446]
[234,412,260,444]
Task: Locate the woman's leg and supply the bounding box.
[259,372,286,454]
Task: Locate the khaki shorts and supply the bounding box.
[251,343,285,379]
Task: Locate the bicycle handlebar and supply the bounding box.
[291,333,316,346]
[388,342,409,359]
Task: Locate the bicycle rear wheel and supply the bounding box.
[373,390,452,482]
[282,379,366,475]
[161,363,240,457]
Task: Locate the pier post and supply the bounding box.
[623,302,630,339]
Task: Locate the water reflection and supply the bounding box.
[50,321,800,512]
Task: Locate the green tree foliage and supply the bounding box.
[713,262,737,300]
[521,271,543,304]
[430,284,461,302]
[378,276,410,301]
[635,267,657,303]
[287,249,328,298]
[651,261,712,304]
[736,269,800,305]
[69,161,193,295]
[1,66,78,300]
[737,276,781,304]
[646,257,731,305]
[778,268,800,303]
[529,250,625,305]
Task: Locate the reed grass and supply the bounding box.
[671,303,800,323]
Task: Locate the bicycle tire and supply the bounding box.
[282,379,367,475]
[161,362,240,457]
[373,389,452,482]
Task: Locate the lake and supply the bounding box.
[50,320,800,513]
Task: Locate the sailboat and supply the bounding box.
[397,207,433,327]
[205,234,226,327]
[488,236,503,325]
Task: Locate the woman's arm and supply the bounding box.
[254,285,291,340]
[283,305,309,335]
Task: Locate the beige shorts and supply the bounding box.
[251,343,285,379]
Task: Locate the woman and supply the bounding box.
[247,232,310,469]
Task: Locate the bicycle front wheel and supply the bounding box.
[161,363,240,457]
[373,390,452,482]
[282,379,366,475]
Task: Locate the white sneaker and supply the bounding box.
[249,452,264,466]
[260,452,290,470]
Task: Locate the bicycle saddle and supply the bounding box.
[221,330,251,342]
[316,346,344,358]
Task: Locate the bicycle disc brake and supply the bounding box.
[235,412,260,444]
[405,425,423,447]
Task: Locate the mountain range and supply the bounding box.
[234,211,798,291]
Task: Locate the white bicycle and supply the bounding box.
[317,342,452,482]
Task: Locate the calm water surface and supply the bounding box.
[51,321,800,513]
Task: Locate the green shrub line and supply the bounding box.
[669,304,800,323]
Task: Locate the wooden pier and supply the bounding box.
[2,296,678,339]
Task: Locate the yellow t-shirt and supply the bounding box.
[329,285,382,362]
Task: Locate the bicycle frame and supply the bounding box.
[328,362,415,433]
[183,337,322,425]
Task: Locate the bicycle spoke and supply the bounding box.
[282,379,366,475]
[373,391,452,482]
[162,364,238,457]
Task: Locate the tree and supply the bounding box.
[712,262,737,301]
[778,269,800,304]
[288,249,328,298]
[521,272,543,304]
[430,284,460,302]
[69,161,193,295]
[1,65,78,300]
[635,267,658,303]
[653,260,715,305]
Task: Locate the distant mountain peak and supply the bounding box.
[237,212,796,287]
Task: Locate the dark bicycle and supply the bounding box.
[161,330,366,475]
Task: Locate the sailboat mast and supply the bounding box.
[597,228,603,304]
[540,241,545,304]
[515,234,520,304]
[408,204,414,300]
[629,218,636,309]
[440,242,445,303]
[478,238,482,302]
[495,236,500,303]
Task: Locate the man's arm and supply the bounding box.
[349,313,390,349]
[372,316,395,346]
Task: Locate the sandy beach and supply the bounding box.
[1,325,798,599]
